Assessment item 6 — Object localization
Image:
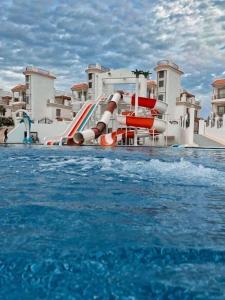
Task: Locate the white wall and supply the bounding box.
[8,121,68,143]
[165,70,182,121]
[47,106,72,120]
[29,73,55,121]
[175,105,186,122]
[204,121,225,146]
[94,69,148,98]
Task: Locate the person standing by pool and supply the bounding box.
[4,128,8,143]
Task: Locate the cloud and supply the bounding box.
[0,0,224,116]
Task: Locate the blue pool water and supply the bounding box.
[1,145,225,299]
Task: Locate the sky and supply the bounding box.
[0,0,224,116]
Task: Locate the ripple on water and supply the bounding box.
[0,146,225,299]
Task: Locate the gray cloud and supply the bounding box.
[0,0,224,116]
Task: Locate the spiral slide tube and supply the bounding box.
[99,94,167,146]
[99,117,166,147]
[74,92,168,146]
[99,129,135,147]
[123,94,167,114]
[73,92,122,145]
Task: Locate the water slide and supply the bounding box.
[45,96,104,145]
[73,92,167,146]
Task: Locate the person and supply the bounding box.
[4,128,8,143]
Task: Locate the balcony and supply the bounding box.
[47,99,72,109]
[12,97,26,105]
[176,97,201,107]
[212,94,225,104]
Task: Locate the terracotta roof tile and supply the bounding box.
[71,83,88,91]
[11,84,26,92]
[212,79,225,86]
[147,80,157,86]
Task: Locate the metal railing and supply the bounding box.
[157,60,179,70]
[212,94,225,100]
[47,98,71,105]
[87,64,110,72]
[24,66,55,77]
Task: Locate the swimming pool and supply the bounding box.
[0,145,225,299]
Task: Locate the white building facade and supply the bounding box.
[77,61,201,145]
[6,61,201,146]
[199,78,225,145]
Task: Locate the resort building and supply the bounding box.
[6,61,202,146]
[7,67,74,125]
[46,90,72,122]
[85,64,110,100]
[198,78,225,145]
[0,89,12,118]
[24,67,56,121]
[6,67,75,143]
[71,61,201,145]
[147,80,157,99]
[11,84,27,115]
[71,83,88,102]
[71,83,88,115]
[211,79,225,117]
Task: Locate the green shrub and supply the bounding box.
[0,117,14,127]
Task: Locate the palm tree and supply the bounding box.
[132,70,151,78]
[132,69,143,78]
[142,71,152,79]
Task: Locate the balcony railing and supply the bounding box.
[176,97,201,106]
[25,66,50,75]
[157,60,179,70]
[24,66,55,78]
[87,64,110,72]
[12,97,26,104]
[212,94,225,100]
[47,99,72,108]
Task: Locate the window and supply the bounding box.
[25,75,30,83]
[218,88,225,99]
[56,109,61,117]
[88,82,92,88]
[88,73,92,80]
[159,80,164,88]
[158,94,164,101]
[158,71,164,78]
[217,106,225,116]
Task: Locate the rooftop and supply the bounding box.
[11,84,26,92]
[155,60,184,74]
[71,83,88,91]
[86,64,110,73]
[147,80,157,86]
[23,66,56,79]
[181,90,195,98]
[212,78,225,87]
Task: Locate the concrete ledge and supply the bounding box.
[204,133,225,146]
